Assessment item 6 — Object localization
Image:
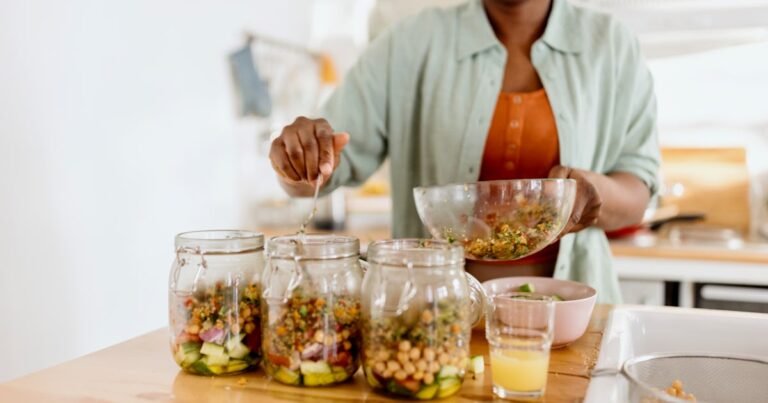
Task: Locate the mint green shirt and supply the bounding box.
[320,0,660,303]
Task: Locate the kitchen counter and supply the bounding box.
[0,306,611,402]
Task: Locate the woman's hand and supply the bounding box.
[269,117,349,193]
[548,165,650,234]
[548,165,604,234]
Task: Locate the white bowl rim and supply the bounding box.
[413,178,577,192]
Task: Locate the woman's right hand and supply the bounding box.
[269,117,349,187]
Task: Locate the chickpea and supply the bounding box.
[421,310,433,323]
[424,372,435,385]
[416,359,428,372]
[424,348,436,362]
[382,369,393,379]
[187,324,200,335]
[387,360,401,372]
[404,362,416,375]
[399,340,411,352]
[429,361,440,373]
[672,380,682,391]
[314,331,325,343]
[409,348,421,361]
[459,357,468,369]
[241,307,251,318]
[238,317,245,327]
[377,350,390,361]
[438,353,449,365]
[666,387,678,397]
[394,370,408,381]
[459,349,468,358]
[324,335,335,346]
[244,322,255,334]
[343,341,352,350]
[336,333,343,343]
[397,352,409,365]
[342,329,350,340]
[413,371,424,381]
[374,361,386,374]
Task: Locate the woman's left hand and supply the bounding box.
[548,165,604,234]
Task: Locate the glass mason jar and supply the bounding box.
[261,234,363,387]
[168,230,264,376]
[361,239,486,400]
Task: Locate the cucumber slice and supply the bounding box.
[273,367,300,385]
[552,294,564,302]
[468,356,485,374]
[518,283,535,293]
[204,352,230,367]
[207,364,225,375]
[227,342,250,359]
[437,377,462,398]
[300,361,332,375]
[200,342,225,357]
[303,372,336,386]
[331,366,350,382]
[365,367,381,388]
[189,359,213,375]
[226,359,249,373]
[438,365,460,379]
[175,347,201,368]
[415,384,439,400]
[387,380,415,396]
[181,342,202,354]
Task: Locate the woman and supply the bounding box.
[268,0,660,303]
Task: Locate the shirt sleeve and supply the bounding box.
[318,29,392,196]
[609,33,662,197]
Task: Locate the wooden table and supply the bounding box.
[0,305,611,402]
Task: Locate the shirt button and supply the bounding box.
[489,79,496,86]
[504,161,516,170]
[469,166,475,174]
[512,95,522,104]
[509,120,520,129]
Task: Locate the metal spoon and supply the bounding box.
[298,173,323,241]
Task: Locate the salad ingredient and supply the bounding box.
[457,199,561,260]
[468,355,485,374]
[170,281,261,375]
[263,290,361,387]
[363,303,470,399]
[515,283,565,301]
[663,380,696,402]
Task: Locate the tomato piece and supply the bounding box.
[268,353,290,367]
[398,379,421,393]
[328,351,350,367]
[245,328,261,351]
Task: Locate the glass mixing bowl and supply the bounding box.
[413,179,576,261]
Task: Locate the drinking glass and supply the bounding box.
[486,293,555,400]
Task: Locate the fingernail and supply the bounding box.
[320,163,332,175]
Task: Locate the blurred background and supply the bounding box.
[1,0,767,382]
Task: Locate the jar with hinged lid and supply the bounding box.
[168,230,264,375]
[261,234,363,387]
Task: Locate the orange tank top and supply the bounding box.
[478,89,560,265]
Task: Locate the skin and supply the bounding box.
[270,0,650,233]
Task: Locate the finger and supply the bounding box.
[332,132,350,169]
[282,130,307,182]
[296,125,319,181]
[548,165,571,179]
[269,139,301,182]
[314,120,335,177]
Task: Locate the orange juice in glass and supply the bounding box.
[486,293,554,400]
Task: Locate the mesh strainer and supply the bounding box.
[621,353,768,403]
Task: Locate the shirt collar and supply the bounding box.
[457,0,583,61]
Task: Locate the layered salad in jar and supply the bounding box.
[362,300,470,399]
[170,281,261,375]
[262,288,362,386]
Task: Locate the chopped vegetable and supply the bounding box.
[518,283,535,293]
[362,302,470,399]
[468,355,485,374]
[263,288,361,387]
[452,199,562,260]
[170,281,261,375]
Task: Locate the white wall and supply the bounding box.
[0,0,312,382]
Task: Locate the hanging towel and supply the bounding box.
[229,44,271,117]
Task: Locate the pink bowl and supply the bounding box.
[482,277,597,348]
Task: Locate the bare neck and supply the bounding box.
[482,0,552,49]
